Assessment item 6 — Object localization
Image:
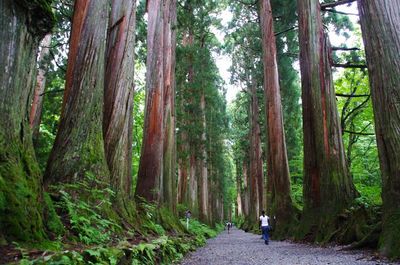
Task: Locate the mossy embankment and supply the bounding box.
[1,189,223,265]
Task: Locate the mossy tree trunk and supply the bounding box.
[135,0,164,202]
[44,0,110,187]
[259,0,295,236]
[297,0,357,241]
[162,0,177,212]
[104,0,136,198]
[357,0,400,259]
[0,0,54,241]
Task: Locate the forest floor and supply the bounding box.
[179,227,399,265]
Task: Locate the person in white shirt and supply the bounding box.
[259,210,270,245]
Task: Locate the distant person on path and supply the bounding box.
[259,210,270,245]
[226,221,232,233]
[185,210,191,229]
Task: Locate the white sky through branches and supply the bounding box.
[214,2,359,103]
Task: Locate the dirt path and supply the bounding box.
[180,227,398,265]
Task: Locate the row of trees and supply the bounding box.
[230,0,400,258]
[0,0,232,246]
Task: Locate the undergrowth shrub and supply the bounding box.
[51,172,121,245]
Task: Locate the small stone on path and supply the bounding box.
[180,227,398,265]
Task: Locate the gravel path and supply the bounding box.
[180,227,398,265]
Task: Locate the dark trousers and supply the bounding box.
[261,226,269,242]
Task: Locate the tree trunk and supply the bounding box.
[162,0,177,211]
[0,0,54,242]
[249,84,262,222]
[236,160,243,217]
[297,0,357,240]
[189,153,198,216]
[30,33,52,145]
[242,160,250,216]
[177,30,193,206]
[198,92,209,223]
[357,0,400,258]
[259,0,294,236]
[135,0,164,202]
[104,0,136,198]
[44,0,110,186]
[177,131,189,204]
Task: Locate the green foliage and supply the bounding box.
[333,30,381,205]
[20,219,221,265]
[354,184,382,206]
[131,83,145,189]
[52,173,121,245]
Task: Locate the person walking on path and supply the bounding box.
[259,210,270,245]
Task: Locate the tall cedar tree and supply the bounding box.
[104,0,136,199]
[357,0,400,258]
[0,0,54,241]
[297,0,357,240]
[136,0,177,206]
[162,0,177,211]
[259,0,294,236]
[44,0,110,187]
[30,34,52,145]
[135,0,164,202]
[249,79,263,222]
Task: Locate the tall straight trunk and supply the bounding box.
[198,92,209,222]
[104,0,136,198]
[162,0,177,211]
[0,0,54,241]
[189,153,198,215]
[45,0,110,186]
[357,0,400,258]
[242,160,250,216]
[259,0,294,235]
[135,0,164,202]
[236,160,243,217]
[177,31,192,206]
[30,33,52,144]
[249,81,262,221]
[297,0,357,239]
[177,131,189,204]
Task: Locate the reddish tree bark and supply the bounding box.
[297,0,357,238]
[259,0,294,235]
[104,0,136,197]
[357,0,400,258]
[30,33,52,144]
[162,0,177,211]
[44,0,110,185]
[135,0,164,202]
